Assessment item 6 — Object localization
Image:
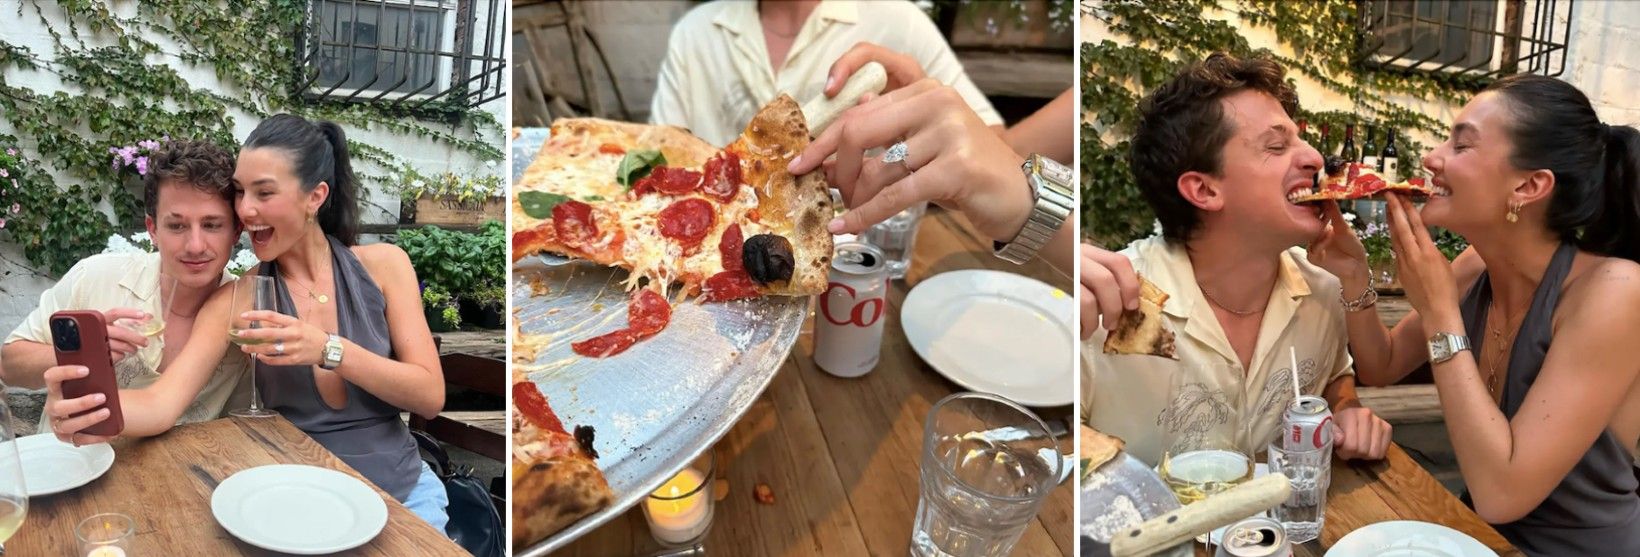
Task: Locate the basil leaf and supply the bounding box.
[616,149,666,189]
[583,195,604,202]
[520,191,571,219]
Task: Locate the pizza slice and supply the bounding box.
[1101,275,1179,360]
[1080,425,1125,482]
[511,95,833,356]
[511,380,614,548]
[1290,162,1435,203]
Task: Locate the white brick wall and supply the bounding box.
[0,2,508,330]
[1080,0,1640,145]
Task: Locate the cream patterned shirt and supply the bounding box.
[650,0,1003,147]
[1082,236,1355,465]
[6,252,251,431]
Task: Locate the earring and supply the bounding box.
[1506,202,1520,223]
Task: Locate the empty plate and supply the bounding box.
[211,464,388,554]
[1327,521,1499,557]
[14,433,114,496]
[902,270,1075,407]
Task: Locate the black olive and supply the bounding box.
[1323,156,1347,177]
[742,234,796,284]
[574,425,599,460]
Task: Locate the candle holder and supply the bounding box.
[642,450,716,547]
[75,513,133,557]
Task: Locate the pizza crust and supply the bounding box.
[510,457,615,548]
[1101,276,1178,359]
[1080,425,1125,479]
[727,94,835,296]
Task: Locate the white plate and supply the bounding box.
[13,433,114,496]
[211,464,388,555]
[1326,521,1499,557]
[902,270,1075,407]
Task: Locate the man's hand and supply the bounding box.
[101,307,150,364]
[1333,406,1392,460]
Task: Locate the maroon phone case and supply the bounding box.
[50,310,125,437]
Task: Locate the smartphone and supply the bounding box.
[49,310,124,437]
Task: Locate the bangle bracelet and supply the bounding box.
[1341,285,1378,312]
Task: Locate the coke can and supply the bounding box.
[1214,517,1292,557]
[813,242,888,377]
[1283,395,1334,451]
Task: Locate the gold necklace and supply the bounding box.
[1485,300,1527,399]
[1201,288,1264,316]
[282,272,329,304]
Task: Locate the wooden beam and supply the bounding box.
[1358,384,1444,424]
[955,50,1073,98]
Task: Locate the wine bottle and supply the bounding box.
[1340,124,1358,162]
[1361,125,1380,168]
[1381,129,1400,182]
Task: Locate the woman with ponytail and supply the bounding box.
[1309,75,1640,555]
[39,114,450,532]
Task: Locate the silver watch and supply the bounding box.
[1427,332,1472,364]
[994,154,1074,264]
[321,334,344,370]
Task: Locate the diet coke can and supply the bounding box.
[1214,517,1292,557]
[1283,395,1334,451]
[813,242,888,377]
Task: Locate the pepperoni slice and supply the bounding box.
[719,223,744,272]
[628,289,671,338]
[513,382,566,434]
[700,270,761,302]
[551,200,598,248]
[701,152,743,202]
[571,328,640,358]
[511,224,556,262]
[598,143,626,155]
[634,166,703,196]
[657,198,715,246]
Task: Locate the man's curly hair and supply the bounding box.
[143,139,236,218]
[1128,52,1299,243]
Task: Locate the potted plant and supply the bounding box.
[421,284,461,332]
[395,168,504,226]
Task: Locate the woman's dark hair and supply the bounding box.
[1486,74,1640,262]
[1129,52,1299,244]
[242,114,360,246]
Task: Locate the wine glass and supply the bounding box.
[0,396,29,543]
[229,275,279,418]
[115,274,176,338]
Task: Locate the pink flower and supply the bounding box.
[9,204,17,214]
[0,169,7,178]
[135,157,148,176]
[4,149,13,156]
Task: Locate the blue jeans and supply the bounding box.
[405,460,450,535]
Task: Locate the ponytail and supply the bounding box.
[243,114,361,246]
[1485,75,1640,263]
[315,121,360,246]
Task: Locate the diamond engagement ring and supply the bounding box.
[273,341,285,356]
[882,141,911,169]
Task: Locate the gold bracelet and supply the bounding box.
[1341,285,1379,312]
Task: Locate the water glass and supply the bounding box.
[911,392,1064,557]
[861,201,926,280]
[1266,441,1331,544]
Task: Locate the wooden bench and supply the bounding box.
[1359,384,1443,425]
[412,352,506,462]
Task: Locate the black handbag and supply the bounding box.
[412,429,505,557]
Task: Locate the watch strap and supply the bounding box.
[994,154,1073,265]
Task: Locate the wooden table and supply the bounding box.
[1193,444,1520,556]
[561,208,1075,556]
[10,416,465,555]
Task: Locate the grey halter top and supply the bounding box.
[256,236,421,501]
[1457,242,1640,556]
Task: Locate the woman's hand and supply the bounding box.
[788,79,1032,241]
[1306,201,1372,288]
[234,310,331,367]
[1081,243,1140,339]
[1386,194,1460,325]
[823,42,925,98]
[43,365,117,446]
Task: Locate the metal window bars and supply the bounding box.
[1357,0,1572,79]
[296,0,507,111]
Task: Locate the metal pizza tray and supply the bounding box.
[512,128,810,555]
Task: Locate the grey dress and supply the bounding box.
[1456,242,1640,556]
[256,236,422,502]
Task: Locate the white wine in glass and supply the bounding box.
[1158,448,1253,505]
[0,396,29,542]
[229,275,279,418]
[117,274,177,338]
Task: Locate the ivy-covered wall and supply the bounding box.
[1079,0,1640,250]
[0,1,505,323]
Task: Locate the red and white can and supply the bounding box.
[813,242,888,378]
[1283,395,1334,451]
[1214,517,1292,557]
